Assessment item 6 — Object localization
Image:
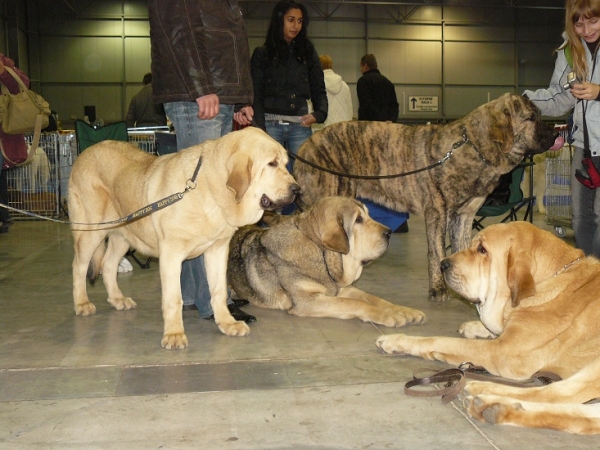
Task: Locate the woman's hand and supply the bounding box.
[234,106,254,126]
[300,114,316,127]
[570,81,600,101]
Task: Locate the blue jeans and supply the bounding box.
[265,121,312,173]
[164,102,234,317]
[265,121,312,214]
[571,146,600,258]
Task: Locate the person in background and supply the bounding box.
[148,0,255,323]
[0,54,29,234]
[311,54,353,133]
[357,53,399,122]
[250,0,327,174]
[524,0,600,258]
[356,53,407,232]
[126,72,167,128]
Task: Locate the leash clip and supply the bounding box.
[185,179,197,192]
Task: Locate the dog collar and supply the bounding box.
[553,257,582,277]
[452,126,486,164]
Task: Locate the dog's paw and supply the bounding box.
[464,394,524,425]
[75,301,96,316]
[107,296,137,311]
[219,320,250,337]
[458,321,496,339]
[375,333,409,354]
[428,288,448,302]
[400,307,426,325]
[161,332,188,349]
[382,306,426,327]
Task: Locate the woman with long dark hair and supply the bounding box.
[251,0,327,172]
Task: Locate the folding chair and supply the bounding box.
[74,120,151,269]
[75,120,129,153]
[472,160,535,231]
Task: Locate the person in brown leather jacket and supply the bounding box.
[147,0,256,323]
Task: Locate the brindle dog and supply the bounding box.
[293,93,563,302]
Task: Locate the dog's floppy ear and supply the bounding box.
[320,213,350,254]
[226,151,253,203]
[298,201,350,254]
[489,103,515,153]
[507,246,536,307]
[323,251,345,282]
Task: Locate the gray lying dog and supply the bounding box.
[227,196,425,327]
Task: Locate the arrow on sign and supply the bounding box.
[411,97,417,108]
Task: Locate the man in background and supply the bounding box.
[357,54,399,122]
[126,72,167,128]
[356,53,407,232]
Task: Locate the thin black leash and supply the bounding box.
[289,126,484,179]
[0,156,203,227]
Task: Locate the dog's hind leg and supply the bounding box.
[102,233,137,311]
[72,229,107,316]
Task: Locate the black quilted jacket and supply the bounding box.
[251,43,327,130]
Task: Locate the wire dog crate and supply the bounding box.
[545,124,573,237]
[6,132,77,220]
[127,126,170,155]
[5,127,172,220]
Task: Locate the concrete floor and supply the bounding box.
[0,211,597,449]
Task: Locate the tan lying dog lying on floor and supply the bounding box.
[376,222,600,434]
[69,127,300,349]
[227,196,425,326]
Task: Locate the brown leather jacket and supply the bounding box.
[147,0,253,106]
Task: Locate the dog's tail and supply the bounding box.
[86,242,106,286]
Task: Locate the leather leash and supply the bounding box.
[404,362,562,404]
[0,155,203,227]
[291,126,484,180]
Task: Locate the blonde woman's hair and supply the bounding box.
[319,54,333,70]
[563,0,600,81]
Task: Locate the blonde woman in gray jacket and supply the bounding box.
[524,0,600,257]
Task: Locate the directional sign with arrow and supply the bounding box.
[408,96,439,112]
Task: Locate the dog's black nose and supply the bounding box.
[440,258,451,273]
[290,183,301,195]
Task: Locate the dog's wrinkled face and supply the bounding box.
[302,196,391,262]
[225,128,300,224]
[500,94,562,156]
[348,200,392,266]
[440,224,523,335]
[440,221,584,335]
[441,232,499,305]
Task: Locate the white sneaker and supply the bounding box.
[118,258,134,273]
